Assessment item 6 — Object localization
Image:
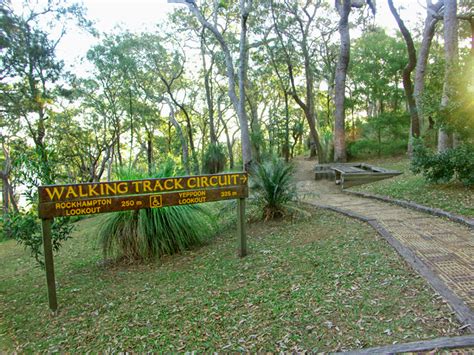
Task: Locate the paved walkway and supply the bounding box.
[294,159,474,317]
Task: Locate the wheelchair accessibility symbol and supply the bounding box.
[150,195,163,208]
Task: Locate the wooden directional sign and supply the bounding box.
[38,172,248,218]
[38,172,249,313]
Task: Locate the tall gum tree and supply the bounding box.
[334,0,375,162]
[414,1,444,133]
[270,0,325,162]
[388,0,420,156]
[438,0,458,152]
[183,0,253,171]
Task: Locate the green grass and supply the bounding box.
[350,156,474,218]
[0,208,463,352]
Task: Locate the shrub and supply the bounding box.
[347,139,407,159]
[451,145,474,185]
[98,168,216,262]
[347,112,409,159]
[202,143,226,174]
[3,212,73,267]
[411,139,474,186]
[251,157,296,220]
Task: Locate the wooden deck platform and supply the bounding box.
[314,163,402,189]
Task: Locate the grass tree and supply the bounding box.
[98,167,216,262]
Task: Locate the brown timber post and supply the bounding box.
[42,219,58,313]
[237,197,247,257]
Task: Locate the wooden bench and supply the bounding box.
[314,163,402,189]
[331,166,365,185]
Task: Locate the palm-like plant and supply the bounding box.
[98,166,216,262]
[202,143,227,174]
[251,157,296,220]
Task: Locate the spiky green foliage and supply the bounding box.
[251,157,296,220]
[202,143,226,174]
[98,167,216,262]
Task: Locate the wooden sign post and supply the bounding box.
[38,172,248,312]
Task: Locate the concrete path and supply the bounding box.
[294,158,474,326]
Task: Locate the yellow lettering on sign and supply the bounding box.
[153,180,164,192]
[188,177,196,189]
[78,185,88,198]
[209,176,218,187]
[143,180,152,192]
[164,179,174,190]
[200,176,209,188]
[89,184,99,197]
[178,190,206,198]
[54,198,112,210]
[117,182,128,194]
[175,178,184,189]
[45,186,65,201]
[178,197,206,205]
[219,175,229,186]
[65,186,79,199]
[132,181,141,193]
[65,206,102,216]
[231,174,239,185]
[104,184,116,195]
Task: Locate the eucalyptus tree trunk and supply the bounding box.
[238,0,253,171]
[200,32,217,145]
[167,101,190,175]
[302,37,323,161]
[270,0,324,161]
[334,0,375,162]
[186,1,253,171]
[283,90,290,163]
[146,130,153,174]
[160,76,199,174]
[438,0,458,152]
[264,39,290,162]
[334,0,351,162]
[414,1,443,133]
[1,145,18,218]
[388,0,420,157]
[217,97,235,169]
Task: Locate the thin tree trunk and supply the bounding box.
[218,99,234,170]
[201,32,217,145]
[167,102,190,175]
[264,39,290,161]
[438,0,458,153]
[116,131,123,168]
[388,0,420,157]
[147,130,153,174]
[160,77,199,174]
[238,0,253,171]
[414,1,443,133]
[1,144,17,216]
[247,93,262,162]
[107,146,114,182]
[270,0,324,162]
[303,52,323,161]
[284,91,290,162]
[128,88,134,168]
